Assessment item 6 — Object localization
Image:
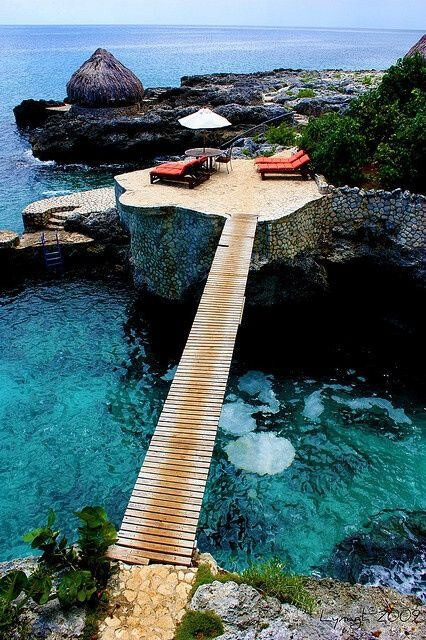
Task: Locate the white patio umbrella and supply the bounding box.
[178,107,232,152]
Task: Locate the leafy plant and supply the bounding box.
[265,123,297,146]
[75,506,117,583]
[24,567,53,606]
[299,53,426,193]
[296,88,316,98]
[0,570,28,628]
[57,570,97,607]
[300,112,368,185]
[23,509,76,568]
[240,559,316,614]
[175,610,224,640]
[241,148,252,156]
[0,506,117,631]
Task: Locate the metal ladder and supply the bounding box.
[40,232,64,272]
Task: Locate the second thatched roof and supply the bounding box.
[405,34,426,59]
[66,48,144,108]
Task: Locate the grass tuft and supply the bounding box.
[296,88,316,98]
[174,610,224,640]
[240,559,316,614]
[189,565,241,600]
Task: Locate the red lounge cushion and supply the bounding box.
[291,149,305,161]
[290,154,310,168]
[152,166,186,176]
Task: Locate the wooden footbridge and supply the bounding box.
[108,214,258,566]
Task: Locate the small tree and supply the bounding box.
[376,112,426,192]
[300,112,368,185]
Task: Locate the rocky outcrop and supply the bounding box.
[190,580,425,640]
[14,68,382,163]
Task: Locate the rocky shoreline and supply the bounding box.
[14,68,383,163]
[1,554,424,640]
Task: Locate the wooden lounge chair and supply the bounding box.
[150,156,209,188]
[255,150,311,180]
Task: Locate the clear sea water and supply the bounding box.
[0,276,425,600]
[0,26,425,599]
[0,25,423,231]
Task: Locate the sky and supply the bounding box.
[0,0,425,30]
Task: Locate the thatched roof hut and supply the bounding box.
[66,48,144,108]
[405,34,426,59]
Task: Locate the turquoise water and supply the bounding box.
[0,278,171,558]
[200,372,425,596]
[0,25,422,231]
[0,279,424,599]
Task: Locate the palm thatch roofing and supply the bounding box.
[405,34,426,59]
[66,48,144,108]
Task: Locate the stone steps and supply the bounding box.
[46,218,65,230]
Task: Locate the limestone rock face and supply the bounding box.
[64,206,129,244]
[0,230,20,248]
[190,581,283,632]
[190,580,426,640]
[14,68,382,163]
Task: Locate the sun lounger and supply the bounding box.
[254,149,306,165]
[150,156,209,188]
[256,151,311,180]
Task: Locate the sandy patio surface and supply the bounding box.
[116,157,322,221]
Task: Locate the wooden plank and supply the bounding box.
[112,214,257,565]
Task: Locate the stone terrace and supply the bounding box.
[116,158,322,222]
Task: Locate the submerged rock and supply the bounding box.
[322,510,426,603]
[225,432,295,475]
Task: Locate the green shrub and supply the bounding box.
[301,54,426,192]
[189,565,241,599]
[300,112,368,185]
[265,123,297,146]
[240,559,315,614]
[241,148,252,157]
[362,75,372,86]
[0,506,117,631]
[175,610,224,640]
[296,88,316,98]
[376,111,426,191]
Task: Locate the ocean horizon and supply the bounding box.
[0,24,423,231]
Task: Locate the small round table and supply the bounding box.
[185,147,223,171]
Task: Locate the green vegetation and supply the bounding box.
[189,565,241,599]
[241,559,316,614]
[300,112,367,185]
[300,54,426,192]
[190,559,315,616]
[362,75,373,86]
[296,88,316,98]
[265,122,297,146]
[241,148,252,156]
[0,507,116,631]
[175,610,224,640]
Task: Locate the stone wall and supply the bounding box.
[253,187,425,263]
[116,180,225,300]
[117,183,425,301]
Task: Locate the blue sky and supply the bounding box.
[0,0,425,29]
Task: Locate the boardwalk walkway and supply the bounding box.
[108,214,258,566]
